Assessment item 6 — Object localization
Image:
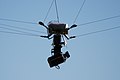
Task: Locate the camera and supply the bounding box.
[47,51,70,68]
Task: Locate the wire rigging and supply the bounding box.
[43,0,60,22]
[76,25,120,38]
[0,1,120,39]
[0,30,40,37]
[0,18,37,24]
[0,26,42,36]
[0,23,46,34]
[77,15,120,26]
[0,26,41,37]
[0,14,119,28]
[55,0,60,22]
[1,25,120,38]
[44,0,55,22]
[0,24,45,37]
[73,0,86,23]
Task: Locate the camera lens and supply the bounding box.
[64,51,70,58]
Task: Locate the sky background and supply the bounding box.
[0,0,120,80]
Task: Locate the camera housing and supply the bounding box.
[47,51,70,68]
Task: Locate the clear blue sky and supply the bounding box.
[0,0,120,80]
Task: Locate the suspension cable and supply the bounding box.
[55,0,60,22]
[44,0,55,22]
[73,0,87,23]
[0,18,37,24]
[0,30,40,37]
[0,23,46,34]
[0,26,41,37]
[1,25,120,38]
[75,25,120,38]
[77,15,120,27]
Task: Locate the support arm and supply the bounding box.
[68,24,77,30]
[39,21,48,30]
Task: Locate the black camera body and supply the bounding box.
[47,51,70,68]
